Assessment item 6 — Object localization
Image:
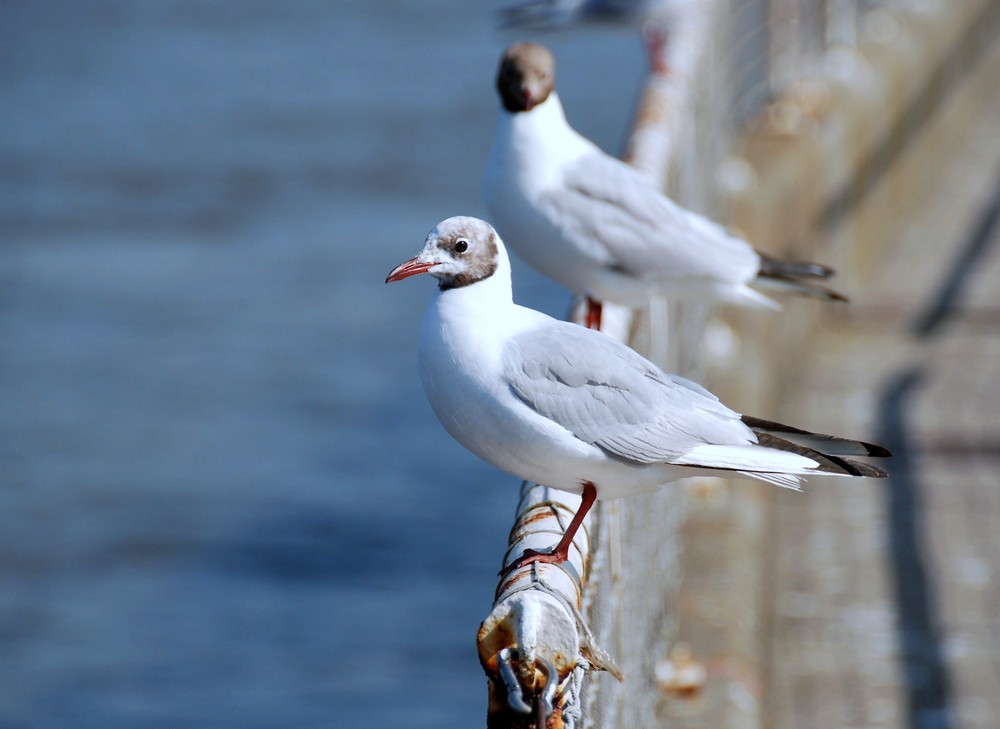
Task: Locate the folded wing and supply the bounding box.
[538,153,761,283]
[503,322,888,481]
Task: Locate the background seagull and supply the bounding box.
[386,217,888,567]
[498,0,653,29]
[484,42,844,329]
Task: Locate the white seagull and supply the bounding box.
[484,42,844,330]
[386,217,888,567]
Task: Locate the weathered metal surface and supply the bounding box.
[763,23,1000,728]
[664,2,1000,728]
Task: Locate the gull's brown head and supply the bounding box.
[386,217,500,291]
[496,42,556,113]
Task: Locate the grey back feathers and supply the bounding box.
[503,323,748,464]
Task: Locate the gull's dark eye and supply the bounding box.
[455,239,469,254]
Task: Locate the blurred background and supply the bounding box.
[0,1,648,727]
[4,1,1000,727]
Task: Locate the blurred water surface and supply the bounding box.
[0,2,644,726]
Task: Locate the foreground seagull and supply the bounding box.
[484,42,844,329]
[386,217,888,567]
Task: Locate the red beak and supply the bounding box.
[385,256,436,283]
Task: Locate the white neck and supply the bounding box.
[420,241,541,385]
[489,92,595,190]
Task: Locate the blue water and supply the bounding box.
[0,2,645,727]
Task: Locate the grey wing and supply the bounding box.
[539,153,760,282]
[503,323,755,464]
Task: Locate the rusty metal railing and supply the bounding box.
[478,483,621,727]
[477,1,730,725]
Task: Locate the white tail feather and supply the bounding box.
[673,443,818,473]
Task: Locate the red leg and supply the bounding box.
[514,482,597,568]
[585,298,603,330]
[643,21,670,76]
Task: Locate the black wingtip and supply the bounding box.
[863,443,893,458]
[756,250,837,280]
[825,287,850,303]
[837,457,889,478]
[742,415,891,459]
[753,432,877,478]
[746,417,891,479]
[753,251,850,302]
